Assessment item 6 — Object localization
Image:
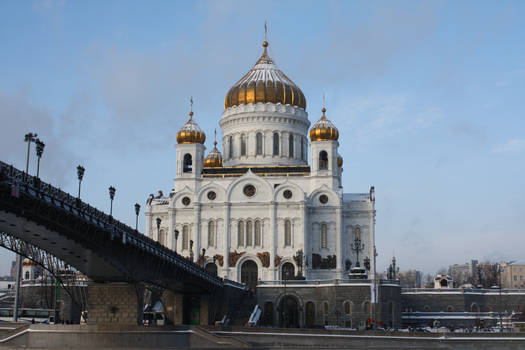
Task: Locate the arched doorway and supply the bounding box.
[282,262,295,280]
[305,301,315,327]
[205,263,218,276]
[263,302,273,326]
[241,260,258,290]
[279,295,299,328]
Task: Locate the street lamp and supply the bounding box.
[134,203,140,231]
[174,230,179,253]
[35,138,45,179]
[201,248,206,267]
[23,132,38,176]
[350,233,365,268]
[14,133,37,322]
[108,186,116,216]
[76,166,85,199]
[189,240,194,262]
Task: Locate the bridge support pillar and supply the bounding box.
[161,290,183,325]
[87,282,142,325]
[162,291,210,325]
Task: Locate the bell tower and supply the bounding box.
[175,98,206,187]
[309,107,341,187]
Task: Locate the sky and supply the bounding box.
[0,0,524,277]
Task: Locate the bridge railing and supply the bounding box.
[0,161,223,287]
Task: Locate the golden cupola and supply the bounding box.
[309,107,339,141]
[204,140,223,168]
[176,101,206,144]
[224,40,306,110]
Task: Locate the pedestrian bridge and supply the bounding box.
[0,161,246,325]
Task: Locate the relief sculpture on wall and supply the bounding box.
[312,253,337,269]
[215,254,224,267]
[257,252,270,268]
[229,251,245,266]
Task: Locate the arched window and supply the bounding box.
[238,221,245,247]
[282,262,295,280]
[471,303,479,313]
[273,132,279,156]
[183,153,192,173]
[288,134,294,157]
[321,223,328,249]
[182,225,189,250]
[284,220,292,246]
[25,271,30,280]
[447,305,453,312]
[228,136,233,159]
[256,132,263,155]
[246,221,253,246]
[254,220,262,246]
[344,301,352,315]
[208,221,215,247]
[363,301,371,314]
[240,134,247,156]
[319,151,328,170]
[354,227,361,241]
[323,302,329,315]
[159,229,166,246]
[301,137,306,161]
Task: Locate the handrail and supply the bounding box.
[0,161,223,287]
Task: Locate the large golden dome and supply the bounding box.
[309,108,339,141]
[176,109,206,144]
[204,141,223,168]
[224,41,306,110]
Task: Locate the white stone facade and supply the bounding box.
[145,43,376,286]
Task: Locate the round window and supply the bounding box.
[283,190,292,199]
[207,191,216,200]
[243,184,256,197]
[319,194,328,204]
[182,196,191,206]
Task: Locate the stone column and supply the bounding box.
[301,202,308,279]
[335,205,343,279]
[145,211,152,239]
[223,203,230,279]
[168,208,175,250]
[194,203,201,263]
[270,201,277,279]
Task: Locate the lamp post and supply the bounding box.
[76,166,85,199]
[201,248,206,267]
[134,203,140,231]
[35,138,45,179]
[174,230,179,253]
[156,217,161,242]
[189,240,194,262]
[14,133,38,322]
[24,132,38,176]
[108,186,116,216]
[350,234,364,268]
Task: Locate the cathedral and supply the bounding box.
[145,38,376,287]
[145,39,392,328]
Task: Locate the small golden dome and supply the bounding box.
[176,101,206,144]
[309,107,339,141]
[337,155,343,167]
[23,259,37,266]
[204,141,223,168]
[224,41,306,110]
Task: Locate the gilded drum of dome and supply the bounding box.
[224,42,306,110]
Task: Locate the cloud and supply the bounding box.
[332,93,442,148]
[0,87,77,185]
[491,138,525,153]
